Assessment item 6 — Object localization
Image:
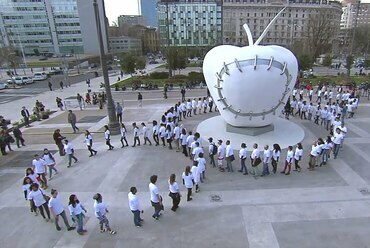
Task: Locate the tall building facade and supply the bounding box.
[222,0,342,47]
[140,0,158,27]
[157,0,222,47]
[0,0,108,55]
[341,2,370,29]
[108,36,142,55]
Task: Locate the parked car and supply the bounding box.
[0,82,8,89]
[6,78,14,84]
[13,76,33,85]
[33,72,48,81]
[49,69,63,75]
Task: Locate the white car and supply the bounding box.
[33,72,48,81]
[0,82,8,90]
[13,76,33,85]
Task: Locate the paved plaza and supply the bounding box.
[1,73,370,248]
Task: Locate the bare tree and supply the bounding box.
[0,46,21,74]
[353,25,370,57]
[304,10,339,60]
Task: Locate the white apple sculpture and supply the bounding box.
[203,8,298,127]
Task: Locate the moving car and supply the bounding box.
[33,72,48,81]
[13,76,33,85]
[0,82,8,90]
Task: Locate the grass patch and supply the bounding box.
[301,75,370,85]
[27,61,63,67]
[157,62,201,69]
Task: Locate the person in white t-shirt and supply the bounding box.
[132,122,141,147]
[141,122,152,145]
[68,194,87,235]
[186,99,192,117]
[180,128,188,157]
[104,125,114,150]
[262,145,271,176]
[85,130,98,157]
[93,193,116,234]
[152,120,160,146]
[186,131,194,159]
[159,123,166,147]
[192,142,203,161]
[28,182,51,221]
[63,140,78,168]
[238,143,248,175]
[293,143,303,172]
[43,148,58,180]
[271,144,281,174]
[197,152,206,181]
[332,127,344,159]
[22,177,37,215]
[49,189,75,231]
[281,145,293,175]
[149,175,163,220]
[191,162,201,193]
[168,174,181,212]
[128,187,143,227]
[182,166,193,201]
[32,154,48,189]
[339,123,347,147]
[217,140,226,171]
[250,143,261,177]
[173,123,181,151]
[120,123,129,147]
[309,141,319,171]
[225,140,234,172]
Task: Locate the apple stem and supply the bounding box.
[254,7,286,46]
[243,24,254,46]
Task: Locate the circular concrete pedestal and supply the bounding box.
[197,116,305,151]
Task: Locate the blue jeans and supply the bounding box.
[75,213,84,233]
[132,210,142,226]
[209,154,215,167]
[151,201,162,218]
[322,149,329,164]
[240,158,247,173]
[333,143,340,158]
[262,162,270,175]
[226,157,234,172]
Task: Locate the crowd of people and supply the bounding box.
[20,82,362,235]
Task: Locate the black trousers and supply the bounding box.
[169,192,181,211]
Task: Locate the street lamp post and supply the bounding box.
[93,0,119,134]
[165,0,172,77]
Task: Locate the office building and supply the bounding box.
[341,2,370,29]
[222,0,342,47]
[140,0,158,27]
[157,0,222,47]
[0,0,108,55]
[108,36,142,55]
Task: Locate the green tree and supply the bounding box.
[298,54,312,70]
[346,55,354,77]
[322,55,332,67]
[135,57,146,70]
[33,48,40,56]
[120,53,136,76]
[353,25,370,56]
[167,47,186,75]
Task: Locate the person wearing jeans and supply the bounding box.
[281,146,293,175]
[332,128,344,159]
[68,194,87,235]
[225,140,234,172]
[149,175,163,220]
[49,189,75,231]
[28,183,51,221]
[238,143,248,175]
[262,145,271,176]
[128,187,143,227]
[64,140,78,167]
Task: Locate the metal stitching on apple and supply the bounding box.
[215,58,292,119]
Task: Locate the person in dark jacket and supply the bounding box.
[13,125,25,148]
[53,129,65,156]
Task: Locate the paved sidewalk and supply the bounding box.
[1,73,370,247]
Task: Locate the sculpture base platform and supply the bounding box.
[226,124,274,136]
[196,116,304,151]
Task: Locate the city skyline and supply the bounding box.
[105,0,370,25]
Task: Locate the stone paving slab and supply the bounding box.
[273,218,370,248]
